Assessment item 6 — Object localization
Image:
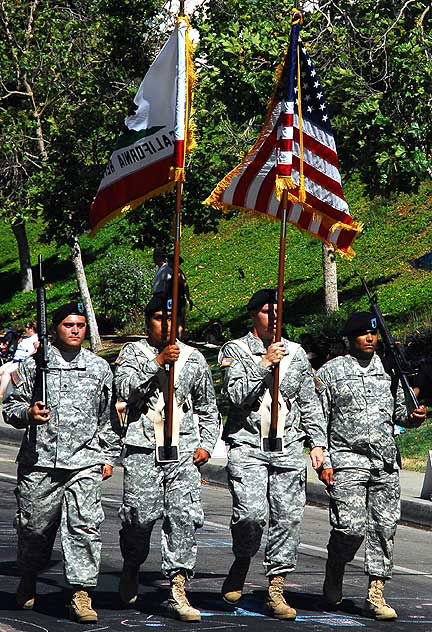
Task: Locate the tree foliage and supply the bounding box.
[191,0,431,197]
[1,0,430,251]
[0,0,167,239]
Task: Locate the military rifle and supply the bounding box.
[34,255,49,407]
[360,276,419,415]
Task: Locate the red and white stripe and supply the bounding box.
[214,99,359,255]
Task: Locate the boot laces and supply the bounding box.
[171,575,191,608]
[73,590,91,609]
[269,576,286,604]
[369,580,387,607]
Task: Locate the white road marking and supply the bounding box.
[1,473,431,579]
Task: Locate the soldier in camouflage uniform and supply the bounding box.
[2,302,120,624]
[316,311,426,620]
[114,295,219,622]
[218,289,326,619]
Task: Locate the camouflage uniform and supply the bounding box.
[114,339,219,579]
[315,353,411,578]
[219,332,327,576]
[3,345,120,587]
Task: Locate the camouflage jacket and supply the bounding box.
[218,332,327,450]
[2,345,120,469]
[114,339,220,454]
[315,353,409,470]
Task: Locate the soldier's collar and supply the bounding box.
[51,344,86,368]
[246,331,268,354]
[349,352,379,373]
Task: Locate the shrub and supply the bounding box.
[92,255,154,331]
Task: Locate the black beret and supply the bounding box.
[246,288,278,312]
[51,302,86,326]
[145,294,173,318]
[342,311,377,337]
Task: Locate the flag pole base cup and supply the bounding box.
[262,437,283,452]
[157,445,179,463]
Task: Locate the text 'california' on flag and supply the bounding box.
[204,8,362,259]
[89,16,196,235]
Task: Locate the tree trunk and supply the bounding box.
[71,236,102,352]
[322,243,339,312]
[11,219,33,292]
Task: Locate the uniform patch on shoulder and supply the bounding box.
[11,368,24,386]
[314,375,326,393]
[115,350,127,365]
[220,356,234,367]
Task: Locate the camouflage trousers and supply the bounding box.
[327,467,400,579]
[14,464,104,587]
[226,442,306,576]
[119,447,204,579]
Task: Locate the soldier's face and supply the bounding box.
[252,303,277,341]
[54,315,87,351]
[351,331,378,357]
[148,310,172,346]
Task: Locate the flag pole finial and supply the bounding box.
[179,1,185,16]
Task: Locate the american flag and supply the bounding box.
[204,9,362,258]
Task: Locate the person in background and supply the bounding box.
[152,248,171,295]
[13,322,39,362]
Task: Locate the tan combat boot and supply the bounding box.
[264,575,296,620]
[119,564,139,606]
[167,572,201,622]
[16,574,37,609]
[323,557,345,607]
[222,557,250,605]
[70,588,98,623]
[363,577,397,620]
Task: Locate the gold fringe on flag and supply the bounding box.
[183,15,198,154]
[169,166,186,182]
[275,175,297,198]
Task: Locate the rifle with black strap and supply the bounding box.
[360,276,419,415]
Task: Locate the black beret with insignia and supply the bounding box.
[246,288,278,312]
[51,302,86,326]
[144,294,173,318]
[342,311,377,337]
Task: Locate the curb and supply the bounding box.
[201,462,432,531]
[0,425,24,446]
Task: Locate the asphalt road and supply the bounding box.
[0,442,432,632]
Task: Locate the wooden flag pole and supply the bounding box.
[159,181,183,462]
[268,1,299,449]
[159,0,187,461]
[269,189,288,451]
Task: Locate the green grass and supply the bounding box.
[396,419,432,473]
[2,178,432,339]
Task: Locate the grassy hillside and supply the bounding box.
[1,178,431,339]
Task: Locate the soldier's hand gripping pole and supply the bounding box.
[34,255,49,409]
[360,276,419,414]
